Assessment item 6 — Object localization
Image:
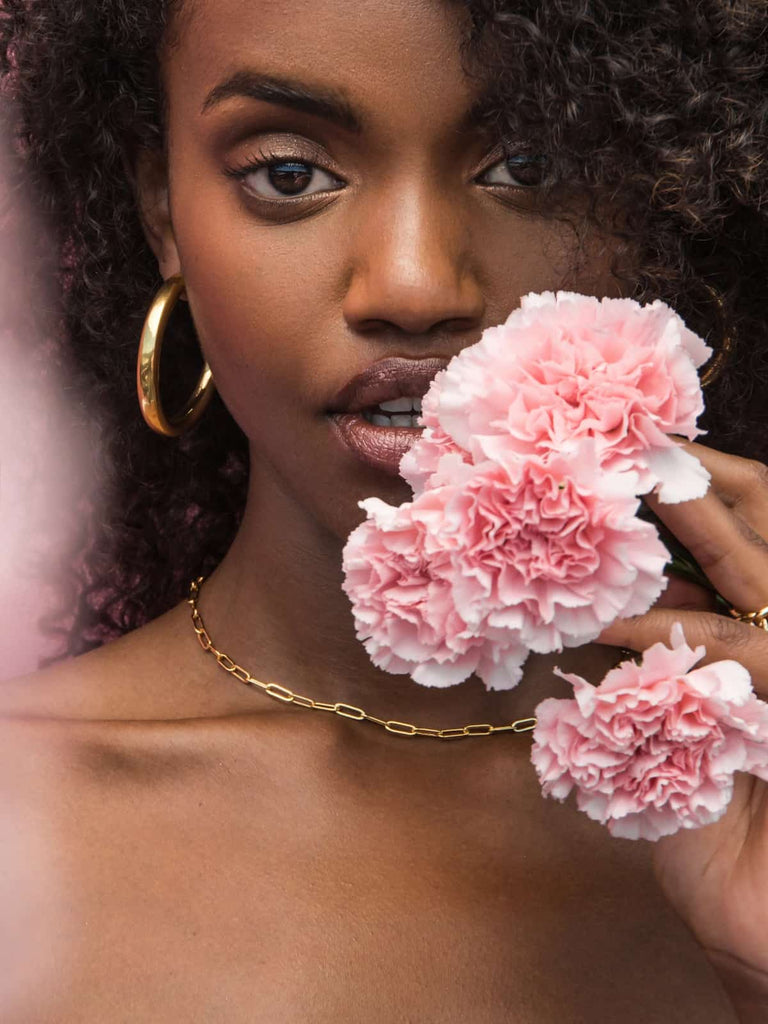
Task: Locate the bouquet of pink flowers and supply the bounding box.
[342,291,768,840]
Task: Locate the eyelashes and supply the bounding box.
[223,147,548,204]
[224,148,345,200]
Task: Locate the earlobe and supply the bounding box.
[133,147,182,281]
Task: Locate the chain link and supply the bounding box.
[187,576,536,740]
[730,603,768,631]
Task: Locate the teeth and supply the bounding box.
[379,397,421,413]
[362,410,423,428]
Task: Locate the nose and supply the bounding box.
[342,185,486,338]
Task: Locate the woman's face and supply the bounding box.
[143,0,619,541]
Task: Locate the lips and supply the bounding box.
[327,356,449,476]
[328,356,449,414]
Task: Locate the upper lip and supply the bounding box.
[328,356,450,414]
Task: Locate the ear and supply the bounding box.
[133,147,182,281]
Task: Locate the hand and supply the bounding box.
[599,442,768,1008]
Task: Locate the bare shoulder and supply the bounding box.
[0,609,239,1022]
[0,599,255,725]
[0,599,216,826]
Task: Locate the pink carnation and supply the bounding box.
[531,624,768,840]
[422,291,711,503]
[342,442,669,690]
[341,496,529,688]
[417,446,668,659]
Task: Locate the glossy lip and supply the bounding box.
[327,356,449,476]
[327,356,449,414]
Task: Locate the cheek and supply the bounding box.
[171,190,346,434]
[468,210,623,321]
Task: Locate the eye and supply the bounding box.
[478,153,547,189]
[226,155,345,200]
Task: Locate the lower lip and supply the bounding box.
[329,413,422,476]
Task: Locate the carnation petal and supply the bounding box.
[645,445,711,503]
[686,661,754,705]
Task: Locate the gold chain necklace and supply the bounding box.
[188,576,537,740]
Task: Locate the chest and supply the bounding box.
[2,727,737,1024]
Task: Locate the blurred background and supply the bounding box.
[0,98,96,681]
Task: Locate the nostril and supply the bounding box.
[343,273,485,338]
[444,316,485,333]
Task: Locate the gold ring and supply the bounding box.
[729,605,768,630]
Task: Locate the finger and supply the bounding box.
[599,608,768,697]
[644,486,768,615]
[676,441,768,539]
[654,575,718,614]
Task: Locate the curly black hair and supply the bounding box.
[1,0,766,664]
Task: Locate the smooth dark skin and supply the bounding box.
[0,0,756,1019]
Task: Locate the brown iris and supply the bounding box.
[505,153,547,187]
[268,161,313,195]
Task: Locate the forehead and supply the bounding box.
[167,0,483,132]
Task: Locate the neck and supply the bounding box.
[192,463,611,728]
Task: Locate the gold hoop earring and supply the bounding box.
[136,274,215,437]
[699,284,735,388]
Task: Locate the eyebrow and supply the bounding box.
[201,71,363,133]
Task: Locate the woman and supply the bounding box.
[0,0,766,1019]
